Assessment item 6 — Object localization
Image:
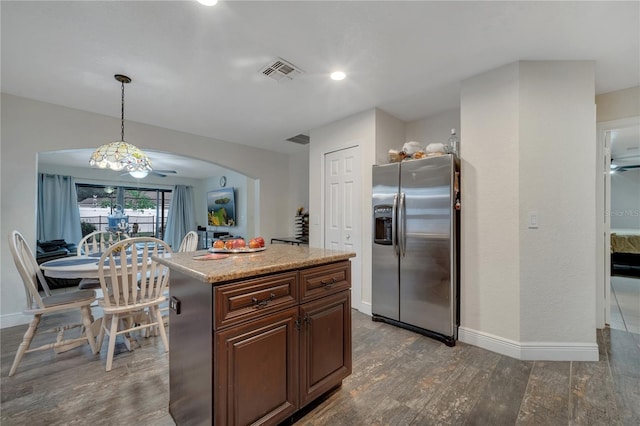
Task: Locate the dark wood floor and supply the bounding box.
[1,309,638,425]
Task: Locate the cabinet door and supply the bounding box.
[299,290,352,407]
[215,307,299,426]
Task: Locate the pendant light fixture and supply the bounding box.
[89,74,152,177]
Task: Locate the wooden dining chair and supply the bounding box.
[177,230,199,252]
[77,230,128,291]
[96,237,172,371]
[7,230,97,376]
[77,230,129,256]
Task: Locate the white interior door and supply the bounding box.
[324,146,362,311]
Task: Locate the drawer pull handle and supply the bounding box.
[320,277,338,288]
[252,293,276,308]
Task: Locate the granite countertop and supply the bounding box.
[153,244,356,284]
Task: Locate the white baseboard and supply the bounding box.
[358,301,372,316]
[0,312,30,329]
[458,326,599,362]
[458,326,522,359]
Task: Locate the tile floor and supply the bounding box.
[610,276,640,334]
[2,308,639,425]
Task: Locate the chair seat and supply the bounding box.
[78,278,101,290]
[35,289,95,309]
[99,295,167,314]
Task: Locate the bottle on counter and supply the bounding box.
[447,128,459,156]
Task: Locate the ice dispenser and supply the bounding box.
[373,205,393,245]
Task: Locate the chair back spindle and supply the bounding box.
[78,230,128,257]
[99,239,170,308]
[9,231,52,310]
[177,231,199,252]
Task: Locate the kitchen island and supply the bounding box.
[154,244,356,426]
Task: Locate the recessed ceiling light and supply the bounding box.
[330,71,346,81]
[197,0,218,6]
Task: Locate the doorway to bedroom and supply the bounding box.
[605,121,640,333]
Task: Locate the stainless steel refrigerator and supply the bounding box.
[372,154,460,345]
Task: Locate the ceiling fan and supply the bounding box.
[121,169,178,178]
[611,154,640,173]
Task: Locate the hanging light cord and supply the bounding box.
[120,79,125,141]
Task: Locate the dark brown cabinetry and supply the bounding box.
[169,259,352,426]
[299,290,351,407]
[215,307,299,426]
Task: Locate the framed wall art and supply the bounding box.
[207,188,236,226]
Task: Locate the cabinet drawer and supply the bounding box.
[299,261,351,302]
[214,272,298,330]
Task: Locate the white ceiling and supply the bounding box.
[610,125,640,167]
[2,1,639,167]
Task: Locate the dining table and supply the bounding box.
[40,242,167,279]
[40,254,107,280]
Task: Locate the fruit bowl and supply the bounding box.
[208,246,266,254]
[211,236,266,253]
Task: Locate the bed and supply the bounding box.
[611,231,640,278]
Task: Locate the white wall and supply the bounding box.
[458,61,598,361]
[199,171,252,240]
[309,108,376,249]
[374,109,406,166]
[288,151,310,236]
[405,109,461,150]
[517,61,596,346]
[595,86,640,123]
[1,94,295,327]
[459,62,522,342]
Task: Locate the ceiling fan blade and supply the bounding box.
[118,169,177,178]
[618,164,640,172]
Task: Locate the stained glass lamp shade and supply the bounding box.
[90,74,152,176]
[89,141,152,173]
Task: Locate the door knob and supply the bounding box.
[345,235,350,240]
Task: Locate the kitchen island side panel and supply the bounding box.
[169,269,214,426]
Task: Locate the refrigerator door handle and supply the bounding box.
[399,192,406,257]
[392,193,399,256]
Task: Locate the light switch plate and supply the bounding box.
[528,211,539,229]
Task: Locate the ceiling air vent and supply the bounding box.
[286,134,310,145]
[261,58,304,81]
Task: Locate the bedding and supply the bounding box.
[611,232,640,278]
[610,233,640,254]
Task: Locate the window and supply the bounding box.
[76,184,172,239]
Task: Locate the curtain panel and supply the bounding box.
[37,174,82,244]
[164,185,197,249]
